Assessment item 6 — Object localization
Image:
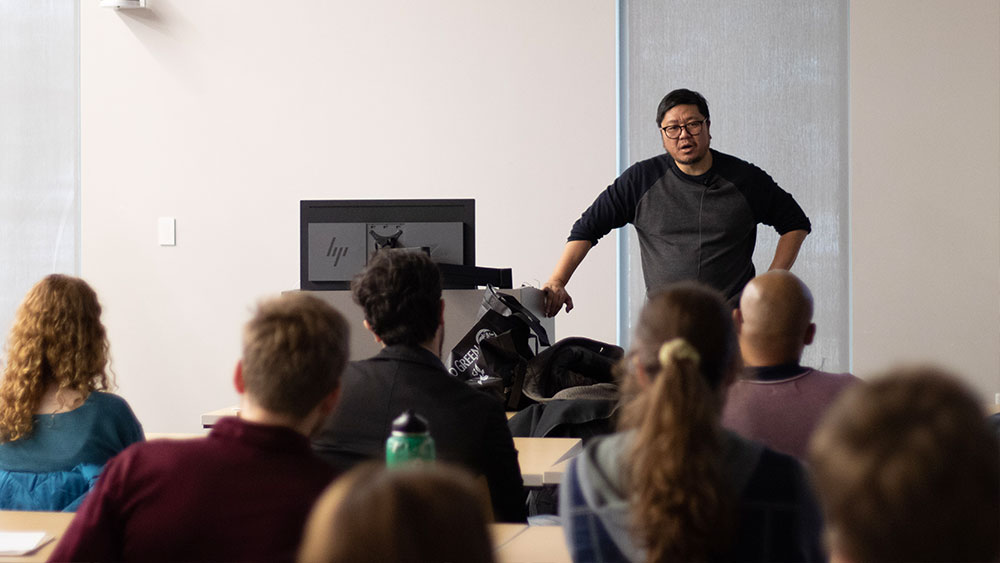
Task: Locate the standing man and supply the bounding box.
[543,88,811,315]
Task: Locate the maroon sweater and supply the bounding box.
[722,365,861,459]
[49,417,337,562]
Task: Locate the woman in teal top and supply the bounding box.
[0,275,144,510]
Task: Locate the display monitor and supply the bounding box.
[300,199,475,290]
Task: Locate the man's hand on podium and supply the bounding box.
[541,280,574,317]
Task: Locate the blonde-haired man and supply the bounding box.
[51,294,349,562]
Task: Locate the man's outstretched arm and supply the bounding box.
[541,240,592,317]
[768,229,808,271]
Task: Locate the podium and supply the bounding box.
[296,287,554,362]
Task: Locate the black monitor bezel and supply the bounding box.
[300,198,475,291]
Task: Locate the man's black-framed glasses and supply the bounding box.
[660,119,707,139]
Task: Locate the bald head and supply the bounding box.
[736,270,815,366]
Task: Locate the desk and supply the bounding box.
[490,523,527,550]
[542,457,573,485]
[512,437,581,487]
[201,411,582,486]
[146,432,208,440]
[0,511,73,562]
[492,525,571,563]
[207,410,518,425]
[201,406,240,428]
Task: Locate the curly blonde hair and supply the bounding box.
[0,275,112,442]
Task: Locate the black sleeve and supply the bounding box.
[568,159,661,246]
[738,165,812,235]
[480,399,528,522]
[793,460,827,563]
[737,449,825,562]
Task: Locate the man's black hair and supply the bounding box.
[656,89,710,125]
[351,249,441,347]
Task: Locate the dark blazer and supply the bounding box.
[312,344,527,522]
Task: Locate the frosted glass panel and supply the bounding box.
[620,0,849,372]
[0,1,79,341]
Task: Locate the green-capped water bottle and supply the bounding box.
[385,410,435,467]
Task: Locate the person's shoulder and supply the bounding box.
[622,153,673,178]
[711,149,760,170]
[581,431,631,472]
[748,444,812,497]
[591,154,675,210]
[87,391,142,427]
[87,391,130,408]
[573,431,631,495]
[336,355,401,391]
[85,392,138,418]
[339,358,372,382]
[363,348,502,407]
[96,436,214,494]
[127,434,209,458]
[360,345,444,373]
[811,369,862,381]
[383,348,484,393]
[804,369,864,389]
[630,152,673,168]
[710,150,775,184]
[344,355,383,373]
[756,443,804,472]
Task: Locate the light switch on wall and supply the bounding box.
[158,217,176,246]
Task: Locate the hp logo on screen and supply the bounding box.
[326,237,348,267]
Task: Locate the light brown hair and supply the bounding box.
[0,275,112,442]
[241,293,349,419]
[619,282,741,562]
[809,367,1000,562]
[298,463,495,563]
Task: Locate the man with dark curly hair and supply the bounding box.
[312,249,527,522]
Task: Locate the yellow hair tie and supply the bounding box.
[658,339,701,368]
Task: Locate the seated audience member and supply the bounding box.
[312,249,527,522]
[299,463,495,563]
[49,293,349,562]
[0,275,143,511]
[809,367,1000,563]
[560,282,823,562]
[722,270,860,458]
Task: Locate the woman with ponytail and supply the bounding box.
[559,282,822,562]
[0,275,143,510]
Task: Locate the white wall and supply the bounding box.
[81,1,617,432]
[82,0,1000,433]
[850,0,1000,401]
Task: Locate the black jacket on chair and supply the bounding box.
[311,344,527,522]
